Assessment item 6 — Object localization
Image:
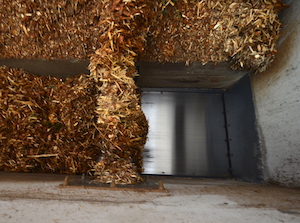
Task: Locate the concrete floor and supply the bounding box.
[0,172,299,223]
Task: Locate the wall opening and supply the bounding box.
[140,75,263,182]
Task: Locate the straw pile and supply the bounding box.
[141,0,287,72]
[0,0,101,59]
[0,0,150,184]
[88,0,149,184]
[0,65,101,174]
[0,0,286,72]
[0,64,148,183]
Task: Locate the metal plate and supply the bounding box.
[137,62,247,89]
[0,59,89,78]
[0,60,246,89]
[224,75,263,182]
[141,89,230,177]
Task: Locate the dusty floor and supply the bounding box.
[0,172,299,223]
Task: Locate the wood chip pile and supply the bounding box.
[0,66,101,174]
[142,0,287,72]
[88,0,149,184]
[0,0,150,184]
[0,0,102,59]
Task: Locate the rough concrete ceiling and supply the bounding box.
[0,59,247,89]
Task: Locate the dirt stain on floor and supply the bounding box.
[0,172,299,212]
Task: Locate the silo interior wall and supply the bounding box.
[251,0,300,187]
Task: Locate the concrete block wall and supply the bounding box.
[251,0,300,187]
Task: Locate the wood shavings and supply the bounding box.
[0,0,150,184]
[88,0,149,184]
[0,0,102,60]
[0,0,287,71]
[141,0,288,72]
[0,65,102,174]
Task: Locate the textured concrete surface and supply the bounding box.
[0,172,300,223]
[251,0,300,187]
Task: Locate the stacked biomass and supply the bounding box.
[0,0,102,59]
[0,66,101,174]
[0,0,150,184]
[142,0,286,72]
[88,0,149,184]
[0,0,287,184]
[0,0,286,71]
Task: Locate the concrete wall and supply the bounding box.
[251,0,300,187]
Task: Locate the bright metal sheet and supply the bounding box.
[141,90,230,177]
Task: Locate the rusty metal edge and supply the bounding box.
[58,184,169,193]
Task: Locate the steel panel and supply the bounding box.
[141,90,230,177]
[224,75,263,182]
